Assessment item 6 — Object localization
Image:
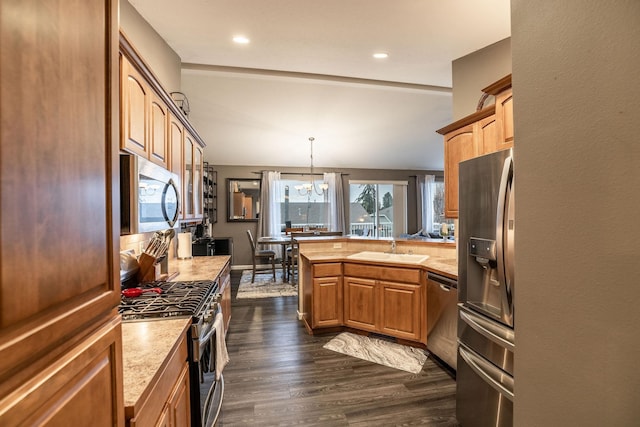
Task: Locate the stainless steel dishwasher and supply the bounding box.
[427,272,458,370]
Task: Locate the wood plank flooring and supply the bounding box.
[217,270,458,426]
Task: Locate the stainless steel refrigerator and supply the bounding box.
[457,148,515,427]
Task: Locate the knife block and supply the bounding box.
[136,253,160,283]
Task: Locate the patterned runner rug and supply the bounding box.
[323,332,428,374]
[236,269,298,299]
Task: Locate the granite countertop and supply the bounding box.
[168,255,231,281]
[121,317,191,408]
[301,251,458,279]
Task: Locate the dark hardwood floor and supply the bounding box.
[217,270,458,426]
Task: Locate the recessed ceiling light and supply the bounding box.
[373,52,388,59]
[233,36,250,44]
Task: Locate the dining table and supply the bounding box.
[257,235,293,282]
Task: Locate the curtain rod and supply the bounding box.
[252,171,348,176]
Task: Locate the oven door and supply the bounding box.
[192,302,225,427]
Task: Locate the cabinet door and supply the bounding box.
[0,317,123,426]
[169,114,184,177]
[0,0,121,422]
[495,88,514,149]
[121,56,149,157]
[149,92,169,168]
[193,144,204,220]
[477,114,499,155]
[220,263,232,332]
[443,123,478,218]
[168,363,191,427]
[312,276,343,327]
[183,133,194,219]
[379,281,422,341]
[343,277,378,332]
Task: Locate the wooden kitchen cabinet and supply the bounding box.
[181,131,204,221]
[121,56,170,169]
[442,121,479,218]
[379,280,422,341]
[150,92,170,169]
[121,56,149,158]
[161,363,191,427]
[120,34,207,224]
[127,330,190,427]
[312,263,343,328]
[0,0,123,424]
[219,262,232,332]
[495,87,514,149]
[343,276,378,332]
[169,113,184,177]
[344,263,424,342]
[437,75,513,218]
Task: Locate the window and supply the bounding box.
[349,181,407,238]
[433,179,454,235]
[278,178,328,230]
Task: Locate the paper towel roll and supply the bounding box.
[177,232,192,259]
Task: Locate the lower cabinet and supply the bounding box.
[379,280,422,341]
[343,276,378,332]
[219,262,232,332]
[0,316,123,426]
[311,263,342,328]
[156,363,190,427]
[304,260,426,344]
[127,329,190,427]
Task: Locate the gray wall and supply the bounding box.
[512,2,640,425]
[119,0,181,92]
[452,38,512,120]
[211,165,442,267]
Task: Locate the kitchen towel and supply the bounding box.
[212,312,229,381]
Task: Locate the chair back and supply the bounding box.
[246,229,257,252]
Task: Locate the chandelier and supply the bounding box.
[295,137,328,196]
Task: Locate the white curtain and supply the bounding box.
[257,171,282,255]
[417,174,436,235]
[324,172,346,233]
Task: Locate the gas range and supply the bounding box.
[119,279,220,341]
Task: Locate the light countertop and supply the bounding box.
[121,317,191,408]
[301,251,458,279]
[168,255,231,281]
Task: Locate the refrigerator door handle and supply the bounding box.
[459,306,515,351]
[459,344,514,402]
[495,153,514,324]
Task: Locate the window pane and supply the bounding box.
[433,181,454,235]
[349,182,405,238]
[279,178,328,230]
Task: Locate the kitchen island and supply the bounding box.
[295,236,457,347]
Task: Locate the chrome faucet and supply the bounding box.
[390,240,397,254]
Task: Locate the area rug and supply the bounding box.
[236,269,298,299]
[323,332,428,374]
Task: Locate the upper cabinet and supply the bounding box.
[437,75,513,218]
[120,34,206,223]
[121,56,169,169]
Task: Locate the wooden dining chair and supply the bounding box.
[246,230,276,283]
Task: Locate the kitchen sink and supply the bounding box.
[346,251,430,264]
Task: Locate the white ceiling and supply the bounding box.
[128,0,511,170]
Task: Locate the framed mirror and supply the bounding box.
[227,178,260,222]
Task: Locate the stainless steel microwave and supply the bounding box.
[120,154,180,234]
